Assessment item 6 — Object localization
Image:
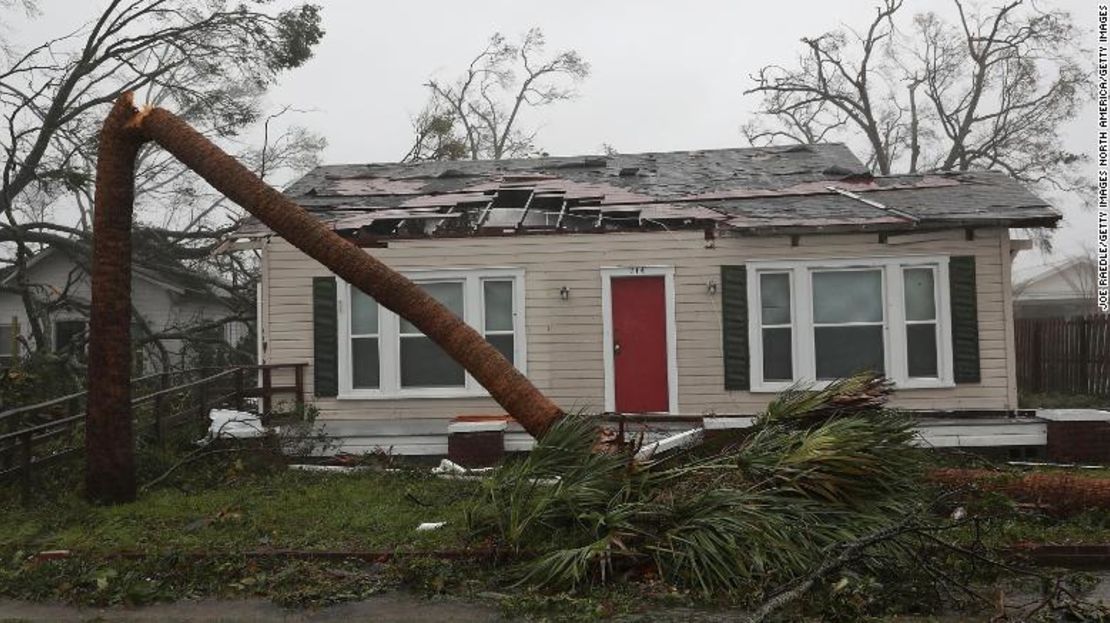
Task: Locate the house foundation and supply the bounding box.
[1039,410,1110,463]
[312,409,1110,467]
[447,418,507,468]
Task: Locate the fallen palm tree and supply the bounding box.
[87,94,562,503]
[467,374,924,594]
[465,376,1110,619]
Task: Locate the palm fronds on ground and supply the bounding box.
[467,372,926,596]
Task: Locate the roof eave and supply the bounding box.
[721,214,1061,237]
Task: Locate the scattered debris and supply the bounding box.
[431,458,493,477]
[288,464,370,474]
[1007,461,1108,470]
[416,522,446,531]
[30,550,71,563]
[206,409,264,440]
[634,427,704,461]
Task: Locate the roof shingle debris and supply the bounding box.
[237,144,1058,240]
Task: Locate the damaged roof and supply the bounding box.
[238,144,1059,240]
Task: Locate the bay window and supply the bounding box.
[748,257,952,391]
[338,268,525,398]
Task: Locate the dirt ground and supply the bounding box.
[0,592,500,623]
[2,573,1108,622]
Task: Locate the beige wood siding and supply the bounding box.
[261,227,1018,424]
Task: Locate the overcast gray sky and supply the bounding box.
[9,0,1098,273]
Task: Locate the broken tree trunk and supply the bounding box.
[86,95,144,503]
[87,94,564,501]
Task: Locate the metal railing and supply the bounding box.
[0,363,307,504]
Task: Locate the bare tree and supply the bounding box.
[0,0,325,362]
[744,0,1087,192]
[404,28,589,162]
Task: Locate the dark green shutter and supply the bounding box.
[949,256,980,384]
[721,265,750,391]
[312,276,339,397]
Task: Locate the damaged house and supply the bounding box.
[239,144,1060,456]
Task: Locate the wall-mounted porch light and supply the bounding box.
[706,279,718,295]
[559,286,571,300]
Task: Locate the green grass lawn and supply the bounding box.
[1,448,1108,615]
[0,469,478,555]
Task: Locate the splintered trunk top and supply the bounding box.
[86,94,144,503]
[85,95,562,502]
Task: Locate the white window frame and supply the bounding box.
[337,267,526,399]
[900,265,943,382]
[746,256,953,393]
[755,270,796,384]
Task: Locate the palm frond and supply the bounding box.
[468,414,639,547]
[760,372,893,426]
[738,413,922,507]
[467,375,926,595]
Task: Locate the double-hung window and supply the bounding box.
[0,323,13,368]
[748,257,953,391]
[811,268,886,380]
[399,281,466,388]
[350,284,381,389]
[338,268,525,398]
[54,319,88,362]
[902,266,940,379]
[759,272,793,382]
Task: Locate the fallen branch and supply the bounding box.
[139,448,244,494]
[744,513,925,623]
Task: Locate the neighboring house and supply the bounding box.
[240,144,1059,454]
[0,245,245,371]
[1012,257,1099,319]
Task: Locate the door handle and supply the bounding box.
[614,341,621,356]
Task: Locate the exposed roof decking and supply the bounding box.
[237,144,1059,239]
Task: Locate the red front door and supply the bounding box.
[611,276,669,412]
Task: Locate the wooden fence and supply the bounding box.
[1015,315,1110,397]
[0,363,306,504]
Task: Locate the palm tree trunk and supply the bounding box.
[127,96,563,438]
[86,94,144,503]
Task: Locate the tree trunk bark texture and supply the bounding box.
[86,95,563,501]
[86,94,144,503]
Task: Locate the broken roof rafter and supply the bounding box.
[474,199,495,231]
[555,198,569,230]
[826,185,920,223]
[514,189,536,230]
